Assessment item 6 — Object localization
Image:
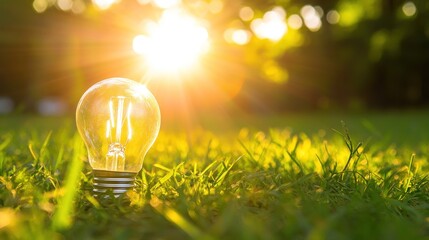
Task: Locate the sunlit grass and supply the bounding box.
[1,112,429,239]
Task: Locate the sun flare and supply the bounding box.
[133,9,209,74]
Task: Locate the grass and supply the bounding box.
[1,111,429,239]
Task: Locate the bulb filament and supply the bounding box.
[105,96,133,171]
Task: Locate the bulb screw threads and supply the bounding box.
[93,170,136,197]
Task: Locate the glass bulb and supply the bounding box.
[76,78,161,196]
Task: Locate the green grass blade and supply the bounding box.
[52,135,83,230]
[151,198,214,240]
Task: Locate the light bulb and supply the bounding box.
[76,78,161,196]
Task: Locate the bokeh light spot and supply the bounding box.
[239,6,254,21]
[92,0,119,10]
[314,6,324,18]
[33,0,48,13]
[272,6,286,19]
[301,5,316,19]
[71,0,86,14]
[224,28,250,45]
[251,7,287,41]
[338,1,364,26]
[0,97,14,114]
[57,0,73,11]
[326,10,340,24]
[288,14,303,30]
[402,1,417,17]
[301,5,322,32]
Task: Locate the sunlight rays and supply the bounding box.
[133,9,209,74]
[30,0,250,124]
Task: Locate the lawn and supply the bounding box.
[1,111,429,239]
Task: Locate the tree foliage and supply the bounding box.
[0,0,428,111]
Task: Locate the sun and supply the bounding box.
[133,9,210,74]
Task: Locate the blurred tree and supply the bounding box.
[1,0,429,112]
[0,0,36,110]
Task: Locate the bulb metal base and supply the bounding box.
[93,170,136,197]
